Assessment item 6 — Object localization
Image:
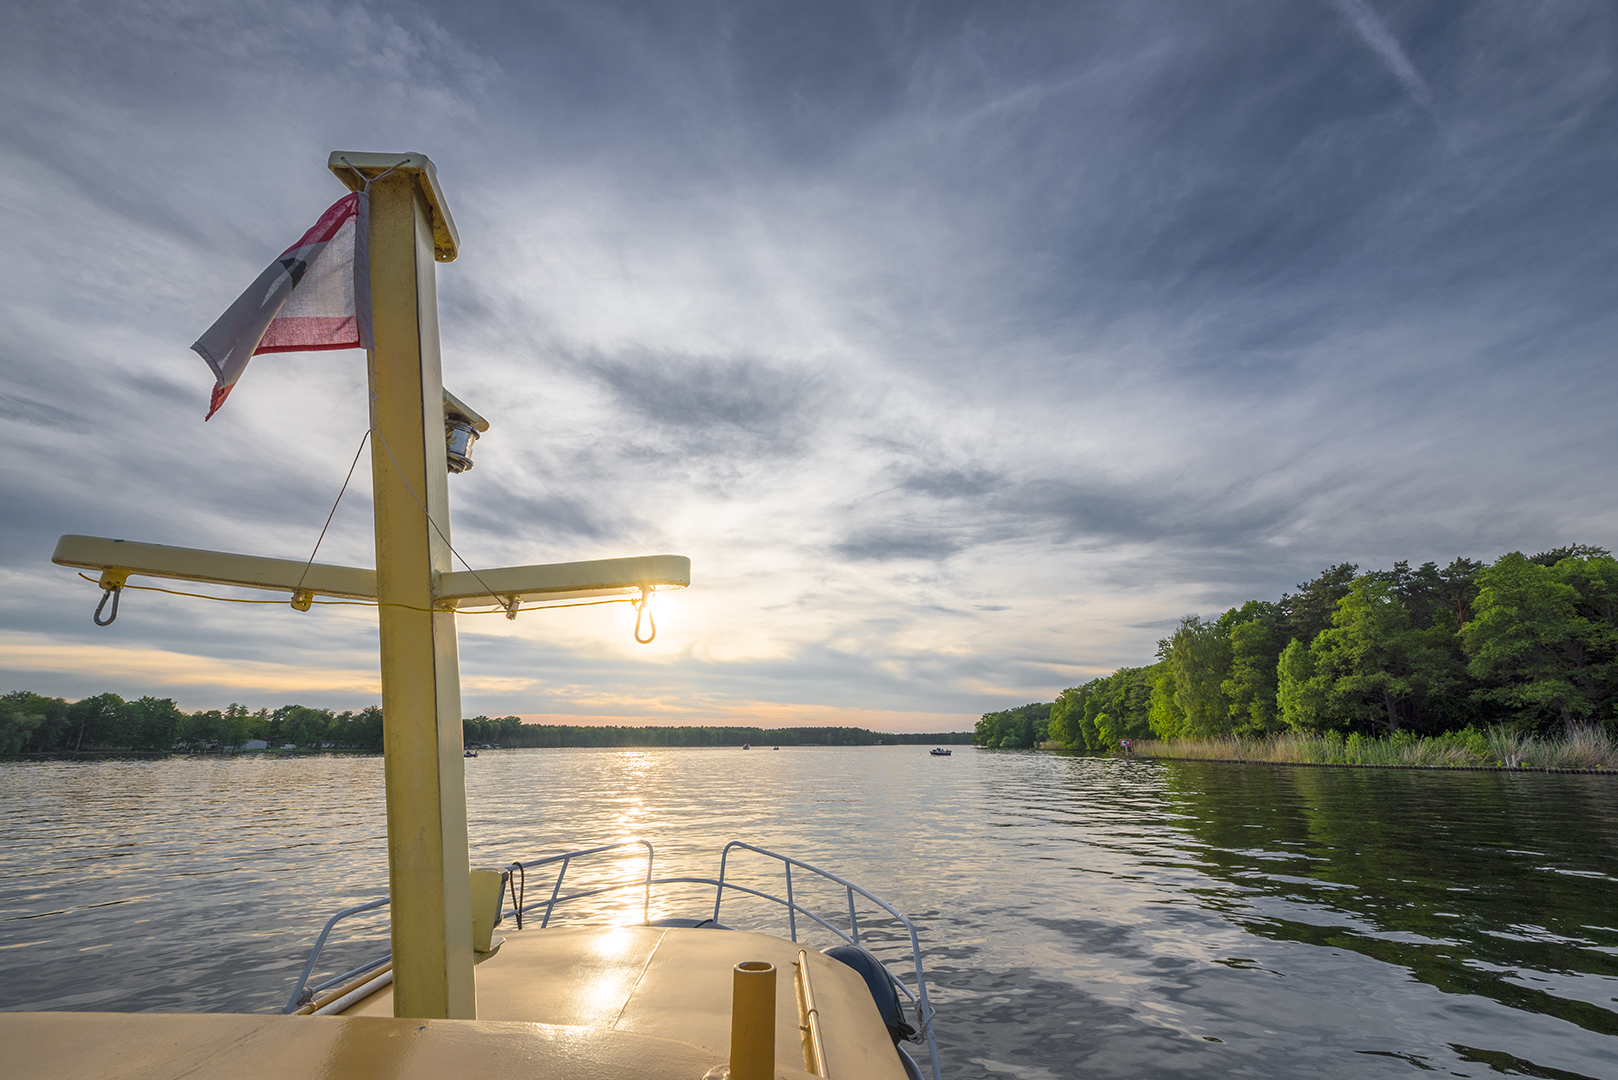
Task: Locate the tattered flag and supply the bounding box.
[191,192,371,419]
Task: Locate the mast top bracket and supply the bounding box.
[327,151,459,262]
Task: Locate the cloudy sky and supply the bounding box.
[1,1,1613,730]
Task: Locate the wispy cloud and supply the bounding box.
[1328,0,1434,110]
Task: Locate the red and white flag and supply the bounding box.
[192,192,371,419]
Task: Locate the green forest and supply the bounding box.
[0,693,969,756]
[463,721,970,748]
[976,545,1618,750]
[0,695,387,755]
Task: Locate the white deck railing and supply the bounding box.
[286,838,941,1080]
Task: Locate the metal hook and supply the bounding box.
[632,587,656,644]
[93,585,122,626]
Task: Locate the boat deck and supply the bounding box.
[4,1009,797,1080]
[5,925,910,1080]
[340,924,908,1078]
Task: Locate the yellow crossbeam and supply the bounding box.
[52,534,689,607]
[437,556,689,606]
[52,535,375,600]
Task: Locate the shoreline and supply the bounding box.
[1036,727,1618,773]
[1106,752,1612,775]
[2,748,381,761]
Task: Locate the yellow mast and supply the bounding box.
[342,153,476,1019]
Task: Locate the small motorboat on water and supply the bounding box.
[742,743,751,750]
[464,749,478,758]
[929,748,952,756]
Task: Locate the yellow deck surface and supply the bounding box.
[2,1010,787,1080]
[2,927,912,1080]
[346,925,908,1079]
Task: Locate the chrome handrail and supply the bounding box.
[286,839,942,1079]
[503,839,654,929]
[714,841,941,1080]
[525,873,871,945]
[284,841,655,1012]
[282,896,390,1013]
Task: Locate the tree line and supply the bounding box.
[0,694,387,754]
[0,693,970,755]
[464,720,971,748]
[975,545,1618,750]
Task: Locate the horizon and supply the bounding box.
[3,2,1614,733]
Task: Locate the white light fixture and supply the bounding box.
[443,389,489,474]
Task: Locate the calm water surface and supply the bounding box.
[2,748,1615,1079]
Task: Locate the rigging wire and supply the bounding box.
[294,428,371,599]
[77,421,662,635]
[77,573,634,616]
[369,425,519,618]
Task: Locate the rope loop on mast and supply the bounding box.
[632,586,656,645]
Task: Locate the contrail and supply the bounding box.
[1328,0,1434,111]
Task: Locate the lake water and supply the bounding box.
[1,747,1615,1079]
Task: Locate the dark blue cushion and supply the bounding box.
[823,945,916,1043]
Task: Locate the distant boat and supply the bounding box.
[464,749,478,758]
[930,747,952,756]
[772,746,779,750]
[741,744,750,750]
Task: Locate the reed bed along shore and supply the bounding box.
[1131,727,1617,771]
